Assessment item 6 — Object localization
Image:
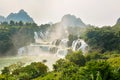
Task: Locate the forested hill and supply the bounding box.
[84,21,120,53]
[0,22,38,56]
[0,9,34,23]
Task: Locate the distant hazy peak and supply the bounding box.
[61,14,86,27]
[0,9,34,23]
[19,9,25,13]
[116,18,120,24]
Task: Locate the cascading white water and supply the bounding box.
[34,32,39,43]
[18,31,48,56]
[17,31,89,71]
[34,32,39,39]
[18,47,25,56]
[18,32,88,57]
[59,38,68,48]
[53,38,69,58]
[72,39,88,53]
[39,32,47,40]
[56,49,68,58]
[34,31,49,43]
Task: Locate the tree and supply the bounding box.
[10,20,15,26]
[85,26,120,53]
[66,51,86,66]
[1,67,10,75]
[19,21,23,26]
[85,51,102,61]
[78,60,112,80]
[1,22,8,26]
[12,62,48,79]
[0,30,16,55]
[53,59,77,72]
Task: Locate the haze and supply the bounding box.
[0,0,120,26]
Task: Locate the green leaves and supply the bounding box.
[1,62,48,80]
[66,51,86,66]
[85,26,120,53]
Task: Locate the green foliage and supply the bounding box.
[107,56,120,80]
[0,74,6,80]
[85,26,120,53]
[18,21,23,26]
[1,62,48,80]
[0,29,16,55]
[53,59,81,80]
[12,62,48,79]
[34,72,61,80]
[53,59,77,72]
[102,51,120,59]
[111,67,120,80]
[107,57,120,68]
[66,51,86,66]
[85,51,102,61]
[96,71,103,80]
[1,67,10,75]
[60,65,79,80]
[0,21,38,55]
[78,60,112,80]
[18,72,30,80]
[10,20,15,26]
[67,34,78,47]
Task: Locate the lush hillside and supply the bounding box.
[84,24,120,53]
[0,14,120,79]
[0,21,38,56]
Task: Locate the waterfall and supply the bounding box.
[49,38,68,55]
[56,49,68,58]
[18,47,25,56]
[18,32,88,57]
[59,38,68,48]
[34,32,39,39]
[54,38,69,58]
[72,39,88,53]
[34,31,49,43]
[34,32,39,43]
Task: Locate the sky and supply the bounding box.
[0,0,120,26]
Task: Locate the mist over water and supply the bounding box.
[15,23,88,70]
[0,14,89,71]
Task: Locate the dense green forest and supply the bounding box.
[84,24,120,53]
[0,21,120,80]
[0,21,51,56]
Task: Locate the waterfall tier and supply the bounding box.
[18,32,88,58]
